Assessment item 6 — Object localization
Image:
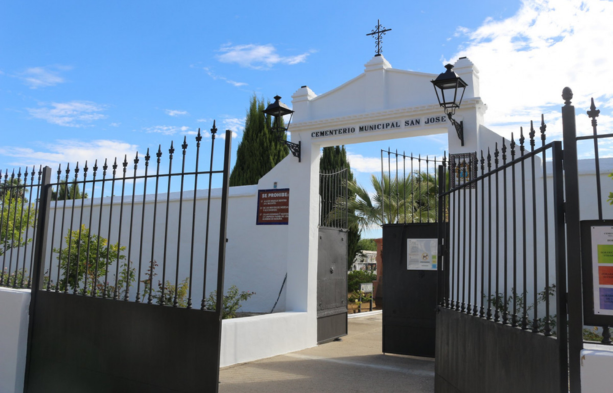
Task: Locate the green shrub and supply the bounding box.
[348,270,376,293]
[205,285,256,319]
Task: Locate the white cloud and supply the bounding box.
[222,117,245,133]
[145,125,191,135]
[448,0,613,139]
[182,129,212,138]
[219,131,238,139]
[20,65,71,89]
[347,151,445,174]
[202,67,247,87]
[165,109,188,117]
[28,101,107,127]
[217,44,313,69]
[0,139,139,168]
[346,153,385,173]
[110,122,121,127]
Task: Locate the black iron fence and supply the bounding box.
[575,97,613,345]
[319,168,349,229]
[1,126,232,313]
[0,166,43,289]
[380,150,445,224]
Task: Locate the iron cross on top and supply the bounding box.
[366,19,392,56]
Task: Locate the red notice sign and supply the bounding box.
[256,189,289,225]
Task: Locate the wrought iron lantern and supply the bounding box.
[263,95,301,162]
[431,64,468,146]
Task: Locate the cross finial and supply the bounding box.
[366,19,392,56]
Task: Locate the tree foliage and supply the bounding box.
[0,190,36,257]
[51,225,133,297]
[229,95,289,186]
[357,238,377,251]
[348,172,445,229]
[52,180,88,201]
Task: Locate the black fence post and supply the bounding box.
[23,165,52,392]
[215,131,232,316]
[551,141,569,391]
[561,87,583,393]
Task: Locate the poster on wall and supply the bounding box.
[407,238,437,271]
[590,226,613,316]
[256,189,290,225]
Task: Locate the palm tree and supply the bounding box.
[345,172,445,230]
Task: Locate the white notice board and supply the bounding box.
[590,226,613,316]
[407,238,437,271]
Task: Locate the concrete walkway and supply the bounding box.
[219,312,435,393]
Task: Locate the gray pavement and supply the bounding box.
[219,313,435,393]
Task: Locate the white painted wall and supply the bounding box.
[581,344,613,393]
[0,288,29,393]
[2,186,289,313]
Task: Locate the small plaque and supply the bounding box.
[360,283,373,293]
[256,189,289,225]
[407,239,438,271]
[450,152,477,189]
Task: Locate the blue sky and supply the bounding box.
[2,0,612,238]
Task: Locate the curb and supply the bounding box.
[347,310,383,319]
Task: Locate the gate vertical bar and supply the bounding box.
[551,141,569,392]
[24,166,52,393]
[214,130,233,390]
[437,164,446,306]
[561,87,583,392]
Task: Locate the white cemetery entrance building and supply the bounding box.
[221,53,497,365]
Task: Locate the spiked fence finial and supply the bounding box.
[587,98,600,127]
[211,120,218,135]
[539,114,547,145]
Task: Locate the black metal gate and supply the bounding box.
[317,168,349,343]
[434,100,576,391]
[380,152,444,357]
[2,126,234,392]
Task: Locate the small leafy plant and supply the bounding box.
[205,285,255,319]
[50,225,135,298]
[349,290,372,309]
[485,284,557,334]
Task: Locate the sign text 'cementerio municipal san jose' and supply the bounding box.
[310,116,447,138]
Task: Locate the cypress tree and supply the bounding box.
[319,146,362,271]
[229,95,289,186]
[51,181,87,201]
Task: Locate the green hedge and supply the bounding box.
[348,270,376,293]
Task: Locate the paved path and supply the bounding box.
[220,313,435,393]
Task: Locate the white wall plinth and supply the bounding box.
[0,288,30,393]
[581,343,613,393]
[220,312,312,367]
